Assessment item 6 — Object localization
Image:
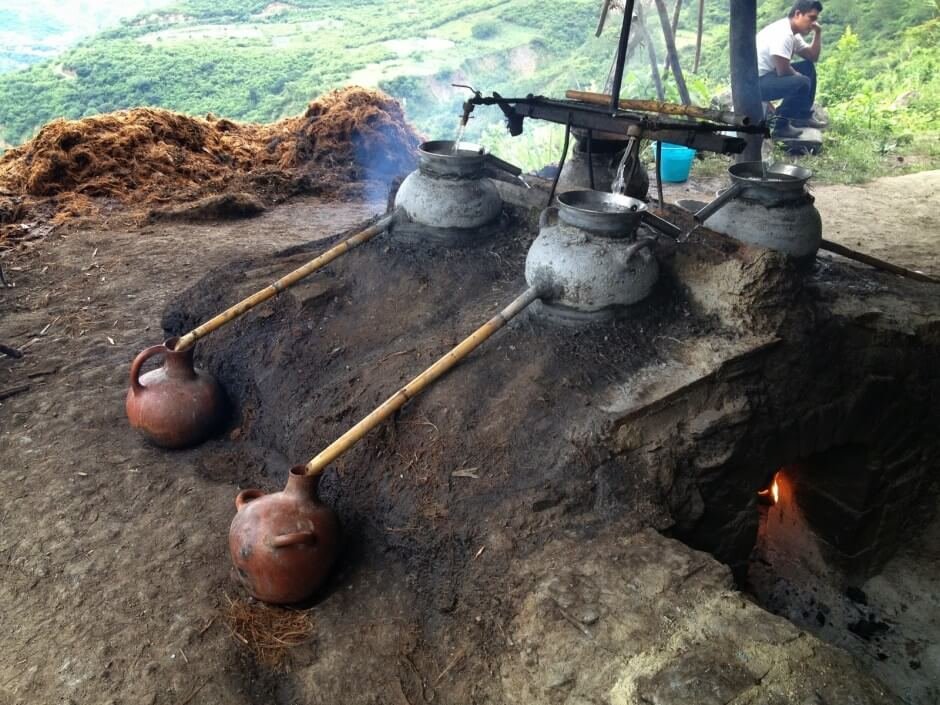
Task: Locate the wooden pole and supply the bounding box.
[819,240,939,284]
[304,286,543,476]
[636,3,666,101]
[174,211,398,351]
[662,0,684,78]
[596,0,613,37]
[565,89,749,126]
[693,0,705,72]
[729,0,764,162]
[652,0,692,105]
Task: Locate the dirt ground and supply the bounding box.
[1,171,938,704]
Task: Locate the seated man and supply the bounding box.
[756,0,825,138]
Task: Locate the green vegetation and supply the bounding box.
[0,0,937,184]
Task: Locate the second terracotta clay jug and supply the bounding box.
[229,466,341,604]
[125,337,226,448]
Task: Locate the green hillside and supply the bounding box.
[0,0,937,182]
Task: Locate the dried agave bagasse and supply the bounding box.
[0,87,420,246]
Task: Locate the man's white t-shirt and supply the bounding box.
[756,18,809,76]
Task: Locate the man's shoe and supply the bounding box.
[772,122,804,139]
[790,116,828,129]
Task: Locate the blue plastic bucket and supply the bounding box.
[657,142,696,182]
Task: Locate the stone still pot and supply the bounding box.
[525,190,660,322]
[393,140,522,242]
[694,162,822,258]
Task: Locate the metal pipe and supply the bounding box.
[609,0,638,112]
[303,285,544,476]
[586,129,595,190]
[548,117,573,206]
[655,140,665,207]
[175,211,399,351]
[693,183,744,223]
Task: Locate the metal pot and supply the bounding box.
[394,140,521,237]
[694,162,821,258]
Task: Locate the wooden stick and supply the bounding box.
[653,0,691,105]
[819,239,939,284]
[304,286,542,476]
[596,0,613,37]
[693,0,704,73]
[175,212,398,351]
[637,3,666,102]
[564,90,749,127]
[662,0,684,78]
[0,383,29,401]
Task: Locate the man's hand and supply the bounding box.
[811,21,822,33]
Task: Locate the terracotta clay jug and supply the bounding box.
[229,466,340,604]
[125,337,226,448]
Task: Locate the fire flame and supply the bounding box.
[758,472,781,505]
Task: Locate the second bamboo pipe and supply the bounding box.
[565,89,750,127]
[174,210,400,351]
[303,285,544,476]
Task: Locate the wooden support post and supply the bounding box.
[694,0,705,73]
[636,4,666,101]
[663,0,684,78]
[653,0,692,105]
[729,0,764,162]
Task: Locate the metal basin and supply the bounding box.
[557,190,647,237]
[729,161,812,194]
[417,140,487,178]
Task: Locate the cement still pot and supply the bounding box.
[230,466,340,604]
[695,162,822,258]
[525,190,659,321]
[125,337,226,448]
[394,140,520,234]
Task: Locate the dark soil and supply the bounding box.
[161,205,713,619]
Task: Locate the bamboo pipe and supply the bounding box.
[820,239,939,284]
[303,285,543,476]
[174,211,399,351]
[565,89,750,127]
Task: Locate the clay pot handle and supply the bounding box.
[129,344,167,394]
[235,489,265,512]
[539,206,559,230]
[271,531,318,548]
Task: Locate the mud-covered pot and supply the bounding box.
[229,467,340,604]
[394,140,510,232]
[125,337,226,448]
[525,190,659,320]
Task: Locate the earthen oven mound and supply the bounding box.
[0,86,420,246]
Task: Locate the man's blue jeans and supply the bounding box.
[758,61,816,120]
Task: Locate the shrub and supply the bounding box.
[471,20,499,40]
